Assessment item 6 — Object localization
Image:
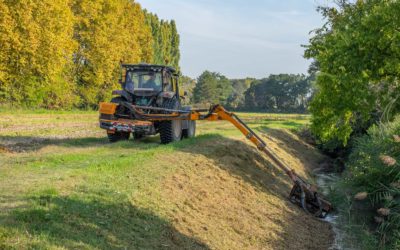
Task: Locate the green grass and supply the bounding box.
[0,110,310,249]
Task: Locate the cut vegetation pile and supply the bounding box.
[0,111,332,249]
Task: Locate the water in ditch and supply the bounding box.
[315,172,356,250]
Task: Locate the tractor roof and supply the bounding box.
[121,63,176,74]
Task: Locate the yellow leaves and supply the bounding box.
[1,0,176,108]
[72,0,157,106]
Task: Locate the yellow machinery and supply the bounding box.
[99,102,332,218]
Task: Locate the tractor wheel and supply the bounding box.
[107,131,130,142]
[159,98,182,144]
[182,120,196,138]
[133,133,144,140]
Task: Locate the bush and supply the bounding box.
[344,115,400,248]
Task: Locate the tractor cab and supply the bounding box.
[117,64,181,103]
[101,63,191,144]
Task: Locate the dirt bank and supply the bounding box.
[160,129,333,249]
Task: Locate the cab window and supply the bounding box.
[125,71,162,92]
[163,73,173,92]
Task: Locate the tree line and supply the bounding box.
[0,0,180,109]
[183,71,314,113]
[0,0,313,113]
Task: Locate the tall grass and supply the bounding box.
[336,115,400,249]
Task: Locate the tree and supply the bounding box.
[72,0,153,108]
[193,71,233,105]
[0,0,180,109]
[144,12,180,70]
[243,74,313,112]
[304,0,400,145]
[179,75,196,104]
[226,78,254,109]
[0,0,76,108]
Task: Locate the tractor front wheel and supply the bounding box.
[159,98,182,144]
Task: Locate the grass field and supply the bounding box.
[0,111,332,249]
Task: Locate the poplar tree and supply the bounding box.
[72,0,153,107]
[0,0,76,108]
[0,0,180,109]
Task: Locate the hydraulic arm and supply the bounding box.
[99,102,332,217]
[199,105,332,218]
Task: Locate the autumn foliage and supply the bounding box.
[0,0,180,109]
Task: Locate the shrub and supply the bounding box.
[345,115,400,248]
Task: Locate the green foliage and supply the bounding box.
[342,116,400,249]
[0,0,180,109]
[243,74,313,113]
[193,71,233,105]
[189,72,313,113]
[226,78,254,109]
[144,12,180,70]
[305,0,400,145]
[179,75,196,104]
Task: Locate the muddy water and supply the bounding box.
[315,173,352,250]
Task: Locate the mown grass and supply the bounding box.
[0,110,311,249]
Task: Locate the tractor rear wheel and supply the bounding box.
[133,133,144,140]
[159,98,182,144]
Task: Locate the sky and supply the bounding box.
[138,0,328,79]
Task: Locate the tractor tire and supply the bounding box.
[182,120,196,138]
[159,98,182,144]
[107,131,130,142]
[133,133,144,140]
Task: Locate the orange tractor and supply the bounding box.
[99,63,332,218]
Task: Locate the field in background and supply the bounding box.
[0,111,331,249]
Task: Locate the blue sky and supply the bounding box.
[138,0,328,79]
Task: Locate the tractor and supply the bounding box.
[98,63,333,218]
[99,63,196,143]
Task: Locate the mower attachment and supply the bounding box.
[289,179,332,218]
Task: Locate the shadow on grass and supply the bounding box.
[172,133,292,200]
[0,193,209,250]
[256,127,323,171]
[0,135,163,153]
